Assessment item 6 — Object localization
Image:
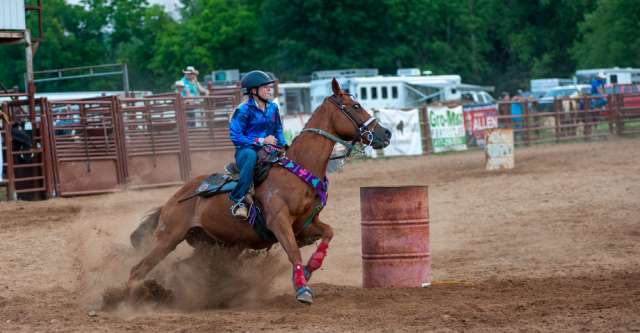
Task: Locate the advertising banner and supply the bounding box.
[427,105,467,153]
[463,104,498,146]
[377,108,423,156]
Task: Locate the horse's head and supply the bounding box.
[326,78,391,149]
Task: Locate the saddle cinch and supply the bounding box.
[179,146,286,243]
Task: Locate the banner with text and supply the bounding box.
[427,105,467,153]
[463,104,498,146]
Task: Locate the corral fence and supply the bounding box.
[48,98,125,196]
[420,93,640,154]
[2,89,638,200]
[1,98,55,200]
[1,85,240,200]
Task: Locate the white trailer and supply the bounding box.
[576,67,640,85]
[530,78,574,93]
[310,73,464,111]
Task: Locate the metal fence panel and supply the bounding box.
[48,99,124,196]
[182,94,237,177]
[119,97,187,188]
[3,98,52,200]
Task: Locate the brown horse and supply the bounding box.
[127,78,391,304]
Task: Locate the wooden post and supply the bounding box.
[554,99,561,143]
[606,95,614,134]
[616,94,624,135]
[524,100,530,146]
[175,93,191,180]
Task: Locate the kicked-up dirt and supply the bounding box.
[0,137,639,332]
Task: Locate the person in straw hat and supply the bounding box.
[180,66,208,97]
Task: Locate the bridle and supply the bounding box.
[301,94,379,160]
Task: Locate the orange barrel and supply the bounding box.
[361,186,431,288]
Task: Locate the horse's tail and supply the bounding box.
[130,207,162,249]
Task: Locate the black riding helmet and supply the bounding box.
[241,70,275,95]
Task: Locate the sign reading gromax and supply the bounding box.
[427,105,467,153]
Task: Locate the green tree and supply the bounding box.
[383,0,493,83]
[469,0,595,93]
[258,0,396,81]
[571,0,640,69]
[0,0,608,96]
[113,3,176,91]
[35,0,114,91]
[150,0,261,89]
[1,0,112,91]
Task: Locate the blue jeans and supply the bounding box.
[229,148,257,203]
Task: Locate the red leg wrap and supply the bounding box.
[307,241,329,272]
[293,264,306,289]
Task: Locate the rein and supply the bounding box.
[301,94,378,160]
[300,128,359,160]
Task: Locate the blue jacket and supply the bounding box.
[229,98,286,149]
[591,78,605,95]
[181,76,200,97]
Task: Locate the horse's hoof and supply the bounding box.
[127,279,174,306]
[296,286,314,305]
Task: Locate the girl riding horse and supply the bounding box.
[228,70,286,219]
[127,78,391,304]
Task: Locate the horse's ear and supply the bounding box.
[331,78,342,96]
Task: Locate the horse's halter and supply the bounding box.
[302,94,379,160]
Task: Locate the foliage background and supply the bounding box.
[1,0,636,94]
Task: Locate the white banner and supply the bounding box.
[428,105,467,153]
[377,108,423,156]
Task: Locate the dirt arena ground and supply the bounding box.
[1,137,639,332]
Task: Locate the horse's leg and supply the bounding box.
[299,218,334,282]
[266,207,313,304]
[127,217,189,291]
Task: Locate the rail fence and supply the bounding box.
[1,86,240,199]
[421,94,640,154]
[1,89,639,200]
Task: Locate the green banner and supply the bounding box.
[428,105,467,153]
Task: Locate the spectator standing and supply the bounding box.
[591,72,606,95]
[175,80,185,95]
[180,66,208,97]
[590,72,608,109]
[180,66,208,127]
[510,95,524,130]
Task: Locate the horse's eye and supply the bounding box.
[353,104,360,109]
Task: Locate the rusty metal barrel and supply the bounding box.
[361,186,431,288]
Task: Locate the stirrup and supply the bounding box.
[230,201,249,219]
[224,163,240,180]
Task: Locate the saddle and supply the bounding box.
[191,146,284,199]
[179,146,286,244]
[222,146,283,184]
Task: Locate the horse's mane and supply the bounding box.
[288,95,333,147]
[288,90,361,147]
